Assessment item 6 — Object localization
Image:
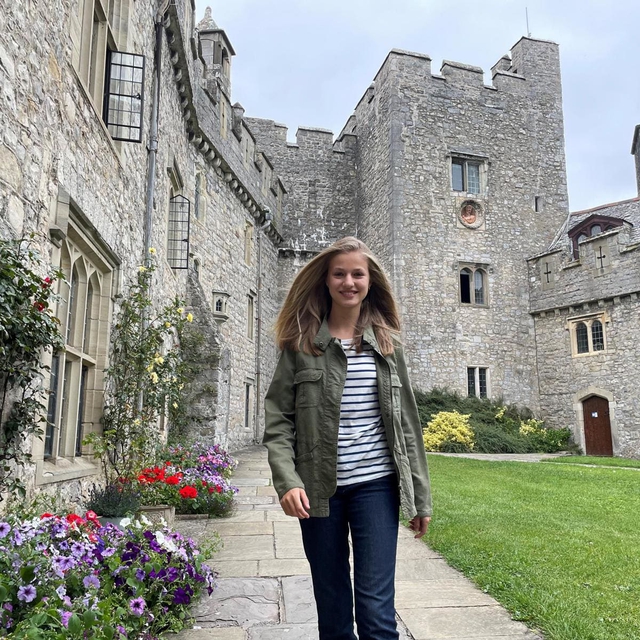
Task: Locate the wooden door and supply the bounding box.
[582,396,613,456]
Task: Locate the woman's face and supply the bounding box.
[326,250,371,312]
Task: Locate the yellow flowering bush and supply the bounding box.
[423,411,475,452]
[519,418,545,436]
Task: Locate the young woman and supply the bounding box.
[263,236,432,640]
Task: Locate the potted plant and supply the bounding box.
[85,481,140,529]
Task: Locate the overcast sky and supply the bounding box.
[195,0,640,212]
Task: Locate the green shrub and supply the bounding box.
[85,482,141,517]
[423,411,475,452]
[472,422,533,453]
[415,388,571,454]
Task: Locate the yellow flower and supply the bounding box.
[146,364,154,373]
[178,383,184,390]
[172,402,178,409]
[150,372,159,384]
[149,247,157,255]
[154,355,164,365]
[138,266,147,272]
[165,322,171,328]
[177,307,184,314]
[133,418,141,426]
[186,312,194,323]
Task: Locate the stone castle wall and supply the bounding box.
[349,38,569,407]
[531,297,640,456]
[0,0,282,507]
[528,199,640,456]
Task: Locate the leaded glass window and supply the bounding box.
[467,368,476,397]
[576,322,589,354]
[591,320,604,351]
[478,368,487,398]
[167,195,191,269]
[104,51,145,142]
[459,265,488,307]
[474,269,485,305]
[467,367,488,398]
[451,158,482,194]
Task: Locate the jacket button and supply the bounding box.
[319,342,324,347]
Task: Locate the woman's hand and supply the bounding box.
[409,515,431,538]
[280,488,310,518]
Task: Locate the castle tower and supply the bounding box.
[350,37,569,409]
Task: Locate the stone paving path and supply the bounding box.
[167,447,542,640]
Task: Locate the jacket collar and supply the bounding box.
[313,318,382,355]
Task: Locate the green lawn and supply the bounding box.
[423,455,640,640]
[542,455,640,470]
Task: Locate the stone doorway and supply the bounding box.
[582,395,613,456]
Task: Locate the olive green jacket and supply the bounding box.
[263,321,432,519]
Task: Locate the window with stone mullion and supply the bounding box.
[575,322,589,354]
[591,320,604,351]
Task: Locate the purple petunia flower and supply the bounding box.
[83,574,100,589]
[172,586,191,605]
[135,568,145,581]
[60,611,73,627]
[116,624,127,637]
[17,585,37,603]
[129,597,146,617]
[0,523,10,539]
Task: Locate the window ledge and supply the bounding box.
[36,457,99,486]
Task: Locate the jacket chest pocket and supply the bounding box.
[294,369,324,408]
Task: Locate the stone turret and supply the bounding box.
[198,6,235,97]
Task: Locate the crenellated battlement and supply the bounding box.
[360,36,559,100]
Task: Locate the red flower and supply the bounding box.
[179,486,198,499]
[34,301,46,312]
[66,513,84,526]
[165,474,181,485]
[85,510,99,522]
[40,512,54,519]
[216,485,222,493]
[208,487,214,494]
[42,277,53,288]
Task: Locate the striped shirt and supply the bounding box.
[336,339,395,486]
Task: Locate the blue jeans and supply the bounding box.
[299,474,400,640]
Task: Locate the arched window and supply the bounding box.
[67,266,79,345]
[459,268,472,304]
[459,265,488,307]
[474,269,485,305]
[215,298,223,313]
[570,315,608,357]
[83,281,94,351]
[591,320,604,351]
[575,322,589,354]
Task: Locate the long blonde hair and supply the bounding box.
[274,237,401,355]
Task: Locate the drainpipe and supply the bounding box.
[254,209,272,443]
[143,0,170,259]
[139,0,169,418]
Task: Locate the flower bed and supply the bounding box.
[0,511,216,638]
[136,443,238,517]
